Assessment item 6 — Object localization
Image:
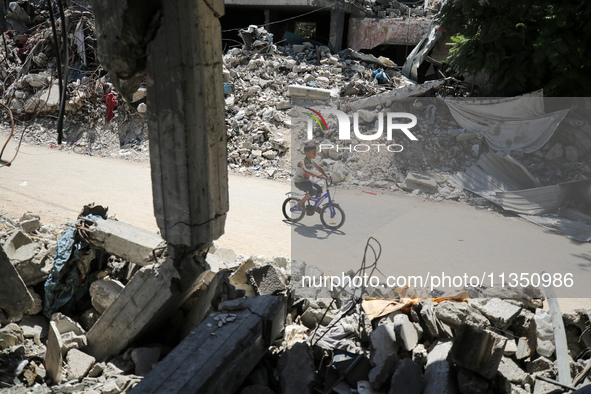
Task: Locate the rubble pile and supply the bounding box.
[222,25,415,180]
[1,206,590,393]
[0,2,149,161]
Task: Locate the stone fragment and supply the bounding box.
[131,347,161,376]
[497,357,532,386]
[61,331,88,353]
[262,150,277,160]
[393,313,419,351]
[401,172,438,193]
[469,298,521,329]
[24,73,50,88]
[90,279,125,313]
[246,264,288,295]
[448,324,507,379]
[301,308,333,329]
[369,323,399,366]
[66,349,96,381]
[435,301,489,329]
[52,313,86,336]
[0,323,25,349]
[526,356,555,374]
[132,86,147,103]
[388,358,423,394]
[412,344,428,367]
[369,352,398,390]
[504,337,518,356]
[0,245,34,323]
[20,218,40,233]
[26,286,43,314]
[19,315,49,340]
[80,308,101,331]
[137,102,147,113]
[45,321,63,385]
[88,362,106,378]
[545,143,564,161]
[516,337,532,360]
[4,230,37,263]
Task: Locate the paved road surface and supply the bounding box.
[1,137,590,305]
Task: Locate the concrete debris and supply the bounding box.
[469,298,522,329]
[423,341,457,394]
[131,347,161,376]
[89,279,125,313]
[66,349,96,381]
[370,323,399,366]
[0,323,25,349]
[394,313,419,351]
[246,264,288,295]
[369,352,399,390]
[435,300,490,329]
[388,358,423,394]
[0,244,35,323]
[278,342,317,394]
[449,324,507,379]
[87,220,164,266]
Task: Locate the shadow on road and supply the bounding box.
[282,220,346,239]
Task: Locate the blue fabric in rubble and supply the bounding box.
[43,215,103,318]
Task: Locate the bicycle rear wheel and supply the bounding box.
[320,204,345,230]
[282,197,305,222]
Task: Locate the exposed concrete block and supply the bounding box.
[52,313,86,337]
[278,342,316,394]
[0,244,34,323]
[20,218,41,233]
[348,17,432,50]
[287,84,332,99]
[4,230,37,263]
[246,264,288,295]
[230,259,256,286]
[516,337,533,360]
[419,300,439,338]
[448,324,507,380]
[86,255,204,361]
[88,220,164,266]
[89,279,125,313]
[435,301,489,329]
[370,323,399,366]
[388,358,423,394]
[394,314,419,351]
[469,298,521,329]
[132,295,286,393]
[66,349,96,381]
[504,337,518,356]
[61,331,88,353]
[369,352,398,390]
[423,341,458,394]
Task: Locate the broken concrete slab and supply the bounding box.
[246,264,288,295]
[131,347,161,376]
[66,349,96,381]
[401,172,439,194]
[0,244,34,323]
[45,321,63,385]
[52,313,86,337]
[370,323,399,366]
[394,313,419,351]
[435,301,490,329]
[457,368,489,394]
[388,358,423,394]
[423,341,458,394]
[89,279,125,313]
[4,230,37,263]
[61,331,88,353]
[287,84,332,99]
[469,298,521,329]
[278,342,316,394]
[516,337,533,360]
[504,337,518,356]
[20,218,41,233]
[88,219,164,266]
[132,295,285,393]
[345,79,445,112]
[369,352,398,390]
[448,324,507,380]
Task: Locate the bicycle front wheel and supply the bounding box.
[320,204,345,230]
[282,197,305,222]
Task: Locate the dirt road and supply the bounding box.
[1,137,590,306]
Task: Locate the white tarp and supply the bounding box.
[442,91,569,153]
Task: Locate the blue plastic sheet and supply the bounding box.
[43,214,103,318]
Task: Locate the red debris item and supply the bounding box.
[105,92,117,121]
[362,190,377,195]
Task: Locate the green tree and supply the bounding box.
[438,0,591,96]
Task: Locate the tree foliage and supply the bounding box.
[438,0,591,96]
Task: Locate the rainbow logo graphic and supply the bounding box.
[303,108,328,132]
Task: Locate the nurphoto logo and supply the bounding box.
[303,107,419,153]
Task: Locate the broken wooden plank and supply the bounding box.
[544,282,572,386]
[131,296,285,393]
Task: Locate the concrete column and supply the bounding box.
[147,0,228,247]
[329,9,345,51]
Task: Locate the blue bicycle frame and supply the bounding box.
[290,179,338,217]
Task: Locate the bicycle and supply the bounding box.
[282,177,346,230]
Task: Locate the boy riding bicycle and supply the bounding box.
[294,143,329,211]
